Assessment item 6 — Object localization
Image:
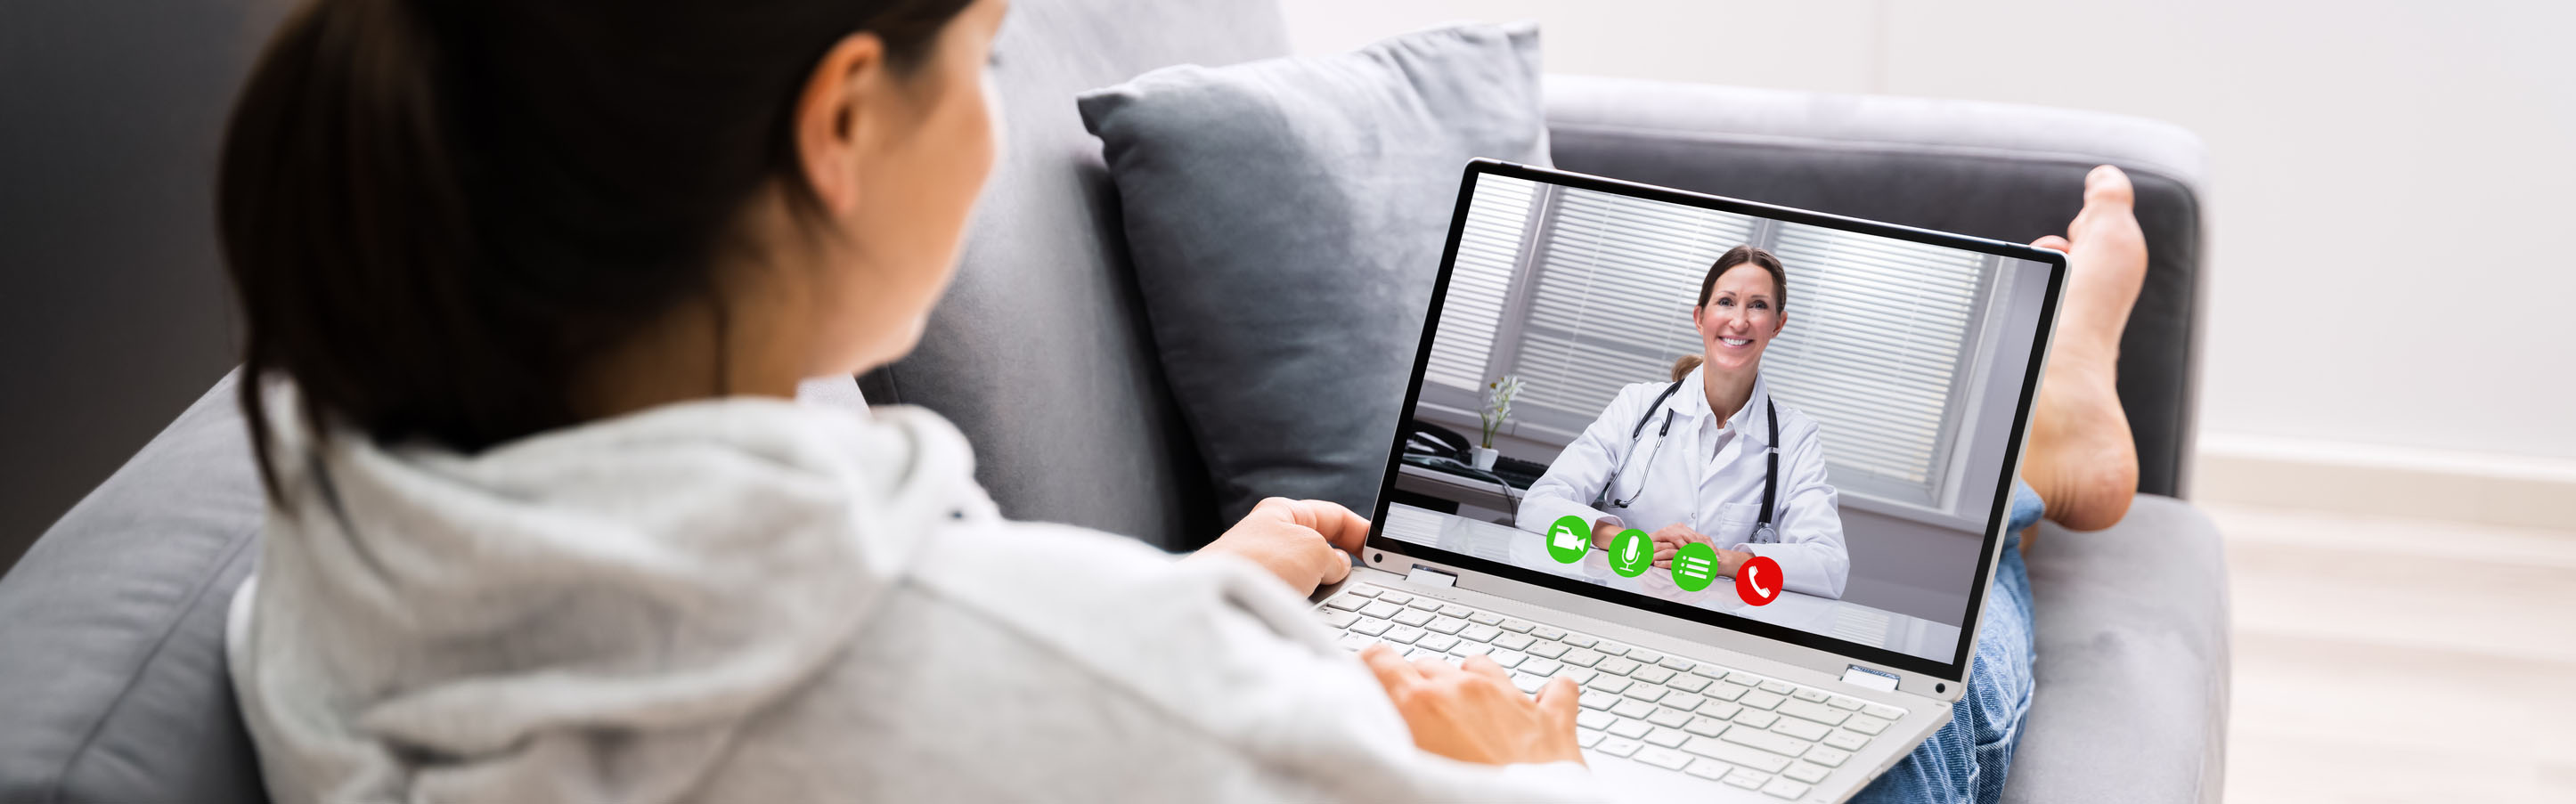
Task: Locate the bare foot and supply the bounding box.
[2021,166,2146,533]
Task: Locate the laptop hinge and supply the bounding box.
[1405,564,1458,588]
[1841,664,1900,692]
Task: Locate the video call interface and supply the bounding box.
[1382,173,2055,663]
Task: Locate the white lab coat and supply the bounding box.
[1515,368,1850,599]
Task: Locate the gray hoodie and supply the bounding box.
[226,392,1599,802]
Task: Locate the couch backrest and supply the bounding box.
[858,0,1291,549]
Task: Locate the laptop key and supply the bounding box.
[1620,686,1667,704]
[1724,770,1771,790]
[1469,612,1504,626]
[1520,658,1563,677]
[1610,699,1656,719]
[1683,715,1729,737]
[1644,727,1690,749]
[1498,619,1536,633]
[1845,715,1891,735]
[1560,633,1597,648]
[1781,762,1829,784]
[1349,617,1391,637]
[1512,673,1546,694]
[1526,642,1569,660]
[1323,610,1360,629]
[1692,664,1732,680]
[1667,675,1712,694]
[1579,691,1619,711]
[1685,759,1731,781]
[1587,676,1632,694]
[1739,691,1787,711]
[1827,695,1863,711]
[1707,683,1750,702]
[1682,735,1792,773]
[1595,737,1643,759]
[1553,667,1599,686]
[1336,634,1374,652]
[1593,643,1628,657]
[1791,687,1829,702]
[1758,680,1794,694]
[1459,624,1502,642]
[1772,718,1830,743]
[1325,596,1366,612]
[1532,626,1567,640]
[1626,649,1662,663]
[1577,710,1616,730]
[1822,730,1870,751]
[1608,719,1651,739]
[1636,746,1693,771]
[1720,725,1811,759]
[1439,604,1473,617]
[1423,617,1467,635]
[1450,643,1492,659]
[1631,667,1675,685]
[1414,634,1460,653]
[1561,649,1606,668]
[1493,632,1536,650]
[1383,626,1425,645]
[1488,650,1527,669]
[1659,656,1696,672]
[1406,598,1442,611]
[1577,728,1606,749]
[1732,711,1780,729]
[1647,707,1692,728]
[1862,702,1903,720]
[1376,591,1412,605]
[1776,699,1849,727]
[1661,693,1706,713]
[1760,778,1811,800]
[1392,609,1435,627]
[1358,601,1402,620]
[1596,657,1641,676]
[1803,746,1851,767]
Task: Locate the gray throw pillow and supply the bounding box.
[1077,22,1550,523]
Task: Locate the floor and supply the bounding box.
[2207,501,2576,803]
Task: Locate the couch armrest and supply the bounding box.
[2009,495,2232,803]
[1542,75,2209,498]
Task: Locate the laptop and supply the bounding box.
[1314,160,2067,801]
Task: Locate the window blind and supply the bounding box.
[1509,189,1757,418]
[1761,224,1985,500]
[1423,175,1538,390]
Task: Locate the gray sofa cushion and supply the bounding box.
[1542,75,2206,497]
[2008,494,2231,803]
[857,0,1292,551]
[0,372,267,803]
[1076,23,1551,522]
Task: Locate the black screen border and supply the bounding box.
[1365,159,2069,681]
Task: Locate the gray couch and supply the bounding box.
[0,0,2228,800]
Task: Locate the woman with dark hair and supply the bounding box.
[1516,244,1853,600]
[216,0,1598,800]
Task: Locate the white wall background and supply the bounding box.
[1285,0,2576,469]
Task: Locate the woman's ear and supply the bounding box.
[794,32,888,215]
[1774,312,1788,335]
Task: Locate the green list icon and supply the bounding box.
[1609,528,1652,577]
[1671,542,1719,592]
[1545,516,1591,564]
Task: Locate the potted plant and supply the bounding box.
[1476,374,1524,471]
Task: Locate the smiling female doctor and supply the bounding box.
[1514,245,1849,599]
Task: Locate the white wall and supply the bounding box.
[1285,0,2576,470]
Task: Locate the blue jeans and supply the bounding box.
[1849,480,2042,804]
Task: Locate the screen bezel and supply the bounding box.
[1365,159,2068,681]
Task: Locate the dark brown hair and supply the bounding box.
[1696,244,1789,313]
[1673,245,1790,381]
[218,0,975,500]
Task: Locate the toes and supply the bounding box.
[2082,165,2134,208]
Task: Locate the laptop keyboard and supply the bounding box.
[1321,583,1903,800]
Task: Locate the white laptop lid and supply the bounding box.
[1361,160,2067,687]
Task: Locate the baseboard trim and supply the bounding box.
[2192,433,2576,531]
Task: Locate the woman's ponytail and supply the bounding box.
[219,0,500,504]
[1671,354,1703,382]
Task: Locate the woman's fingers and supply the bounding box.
[1461,654,1511,681]
[1535,677,1581,717]
[1360,644,1423,691]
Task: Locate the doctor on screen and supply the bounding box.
[1516,245,1849,599]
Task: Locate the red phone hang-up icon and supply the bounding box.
[1736,556,1784,606]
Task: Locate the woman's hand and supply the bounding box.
[1192,497,1368,595]
[1361,646,1585,767]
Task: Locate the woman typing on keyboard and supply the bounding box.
[215,0,1593,800]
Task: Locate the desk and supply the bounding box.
[1392,462,1516,513]
[1379,502,1962,662]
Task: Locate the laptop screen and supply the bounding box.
[1366,161,2063,678]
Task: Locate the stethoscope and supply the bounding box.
[1590,379,1781,544]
